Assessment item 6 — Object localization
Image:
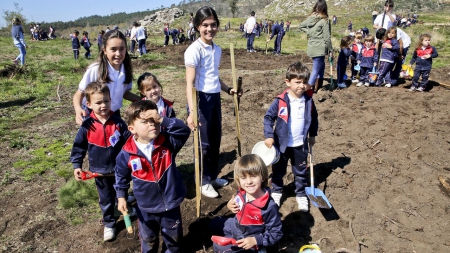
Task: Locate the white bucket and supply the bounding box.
[251,141,280,166]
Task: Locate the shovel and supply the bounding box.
[305,147,332,209]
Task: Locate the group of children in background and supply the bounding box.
[337,27,438,91]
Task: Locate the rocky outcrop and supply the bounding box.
[138,8,184,32]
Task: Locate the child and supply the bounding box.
[115,100,191,252]
[81,31,91,59]
[184,6,241,198]
[210,154,283,252]
[97,30,104,52]
[347,20,353,32]
[70,82,132,241]
[266,22,285,56]
[171,28,179,45]
[409,33,438,92]
[264,62,318,212]
[350,32,363,83]
[336,36,353,88]
[71,30,80,60]
[72,30,140,125]
[356,35,378,87]
[137,72,176,118]
[375,26,400,88]
[11,17,27,66]
[163,23,170,47]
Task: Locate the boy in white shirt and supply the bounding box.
[263,62,319,212]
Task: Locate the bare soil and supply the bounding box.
[1,42,450,253]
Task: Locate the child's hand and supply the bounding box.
[309,137,316,147]
[264,138,274,148]
[227,196,239,213]
[73,168,82,181]
[229,88,243,97]
[374,63,377,67]
[141,109,162,124]
[357,61,361,64]
[236,237,257,250]
[117,198,128,213]
[422,54,431,59]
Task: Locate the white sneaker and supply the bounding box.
[351,79,358,83]
[104,227,116,241]
[364,82,370,87]
[201,184,219,198]
[271,192,282,207]
[211,178,229,188]
[296,196,309,212]
[385,83,392,88]
[356,82,363,87]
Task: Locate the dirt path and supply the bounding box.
[1,43,450,253]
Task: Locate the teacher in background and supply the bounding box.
[11,17,27,66]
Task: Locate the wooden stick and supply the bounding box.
[381,213,403,228]
[192,87,201,217]
[230,43,242,157]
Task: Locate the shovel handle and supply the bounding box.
[122,211,133,234]
[309,146,315,195]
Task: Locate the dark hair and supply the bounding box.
[193,6,220,32]
[98,30,133,85]
[133,21,138,27]
[234,154,269,189]
[340,36,352,48]
[137,72,163,94]
[82,31,88,36]
[85,82,110,102]
[12,17,21,25]
[376,28,386,40]
[384,0,394,7]
[124,100,158,125]
[286,62,310,82]
[74,30,79,35]
[311,0,328,18]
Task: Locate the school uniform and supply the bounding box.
[376,38,400,86]
[210,189,283,252]
[97,34,103,52]
[184,38,222,185]
[410,45,438,89]
[171,29,179,44]
[391,28,412,85]
[357,45,378,83]
[114,117,190,252]
[78,62,132,115]
[337,48,352,84]
[81,36,91,58]
[71,35,80,59]
[164,27,170,46]
[269,24,285,55]
[142,97,176,119]
[264,89,318,198]
[70,111,131,228]
[350,42,362,80]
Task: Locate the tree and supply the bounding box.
[2,2,27,30]
[229,0,238,18]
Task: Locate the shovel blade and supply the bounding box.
[306,187,332,209]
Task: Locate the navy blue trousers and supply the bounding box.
[411,69,431,89]
[95,176,117,228]
[198,92,222,185]
[137,206,182,253]
[130,40,136,52]
[359,67,371,83]
[138,39,146,55]
[376,61,395,86]
[164,35,169,46]
[246,33,255,50]
[271,145,309,197]
[337,63,347,84]
[210,217,258,253]
[390,47,409,85]
[273,31,285,54]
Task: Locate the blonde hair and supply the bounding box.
[234,154,269,189]
[85,82,110,102]
[354,32,363,40]
[416,33,431,50]
[364,35,375,43]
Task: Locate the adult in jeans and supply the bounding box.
[298,0,333,92]
[244,11,257,52]
[11,17,27,66]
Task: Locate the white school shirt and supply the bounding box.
[287,94,308,147]
[396,28,411,48]
[78,62,132,112]
[184,39,222,94]
[244,16,256,34]
[374,13,397,30]
[135,26,146,40]
[134,138,154,162]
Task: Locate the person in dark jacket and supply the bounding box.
[337,36,353,88]
[171,28,179,45]
[409,33,438,92]
[163,23,170,47]
[356,35,378,87]
[375,26,400,88]
[263,62,318,212]
[70,82,132,241]
[71,30,80,60]
[210,154,283,252]
[97,30,104,53]
[115,100,190,253]
[11,17,27,65]
[81,31,91,58]
[266,23,285,55]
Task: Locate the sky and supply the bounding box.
[0,0,181,27]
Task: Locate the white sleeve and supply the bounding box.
[373,15,382,26]
[78,64,99,92]
[184,43,200,69]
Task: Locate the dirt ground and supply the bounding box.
[1,42,450,253]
